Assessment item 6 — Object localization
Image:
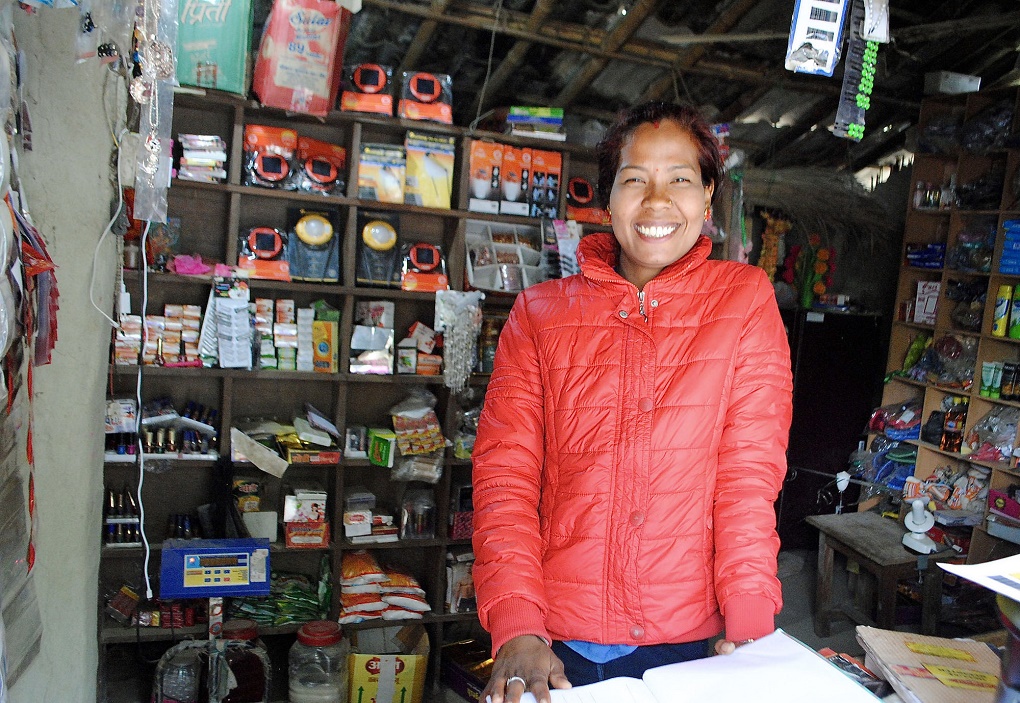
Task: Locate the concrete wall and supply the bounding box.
[9,7,115,702]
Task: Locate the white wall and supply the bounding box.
[9,7,115,702]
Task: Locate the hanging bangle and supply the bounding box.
[734,638,755,647]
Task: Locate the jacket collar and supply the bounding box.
[577,232,713,288]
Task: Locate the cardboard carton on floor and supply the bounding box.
[349,625,429,703]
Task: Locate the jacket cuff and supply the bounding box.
[723,594,776,643]
[486,599,551,656]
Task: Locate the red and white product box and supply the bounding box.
[251,0,352,117]
[285,521,330,548]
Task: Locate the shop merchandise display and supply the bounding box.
[340,62,394,115]
[358,142,405,203]
[175,133,228,183]
[403,131,455,209]
[295,136,347,197]
[101,45,611,699]
[243,124,298,189]
[228,562,331,626]
[285,208,342,283]
[504,105,566,141]
[398,71,453,124]
[880,86,1020,569]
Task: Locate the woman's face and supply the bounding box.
[609,120,714,289]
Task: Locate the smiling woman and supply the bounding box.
[607,121,714,289]
[472,101,795,703]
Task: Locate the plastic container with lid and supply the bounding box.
[288,620,350,703]
[221,618,269,703]
[160,645,203,703]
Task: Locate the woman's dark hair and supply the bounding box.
[595,101,723,209]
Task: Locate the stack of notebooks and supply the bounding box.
[505,106,566,141]
[176,134,228,183]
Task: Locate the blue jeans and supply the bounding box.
[551,639,710,687]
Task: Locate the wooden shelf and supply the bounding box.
[104,84,573,698]
[104,452,219,464]
[100,621,302,644]
[882,86,1020,568]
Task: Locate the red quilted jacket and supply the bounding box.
[472,233,793,655]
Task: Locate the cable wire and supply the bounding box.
[91,126,130,329]
[468,0,504,133]
[136,220,153,600]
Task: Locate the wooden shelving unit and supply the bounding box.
[98,88,597,700]
[880,85,1020,566]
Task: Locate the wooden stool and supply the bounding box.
[805,512,952,636]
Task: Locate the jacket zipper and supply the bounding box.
[638,290,647,322]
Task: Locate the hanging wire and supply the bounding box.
[136,221,154,601]
[670,67,695,105]
[468,0,505,133]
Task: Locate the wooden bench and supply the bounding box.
[805,511,954,636]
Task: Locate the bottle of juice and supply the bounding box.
[939,396,967,453]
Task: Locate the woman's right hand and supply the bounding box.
[483,634,572,703]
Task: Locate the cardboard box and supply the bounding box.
[499,146,529,216]
[242,511,279,542]
[368,428,397,468]
[343,509,372,537]
[989,489,1020,521]
[358,143,406,203]
[924,71,981,95]
[348,625,429,703]
[312,320,338,373]
[987,515,1020,544]
[396,345,417,374]
[529,149,562,219]
[467,140,503,214]
[284,446,341,464]
[284,521,329,548]
[416,353,442,376]
[176,0,254,95]
[912,281,939,325]
[404,131,455,209]
[284,493,326,522]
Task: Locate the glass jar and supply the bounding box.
[288,621,350,703]
[221,619,268,703]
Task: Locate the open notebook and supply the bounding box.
[515,630,880,703]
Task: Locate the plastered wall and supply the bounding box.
[9,7,116,702]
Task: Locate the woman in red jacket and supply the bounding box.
[472,101,793,703]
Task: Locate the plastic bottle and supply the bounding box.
[940,396,967,453]
[913,181,926,209]
[288,620,350,703]
[848,440,870,477]
[1009,285,1020,339]
[994,284,1013,337]
[161,646,202,703]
